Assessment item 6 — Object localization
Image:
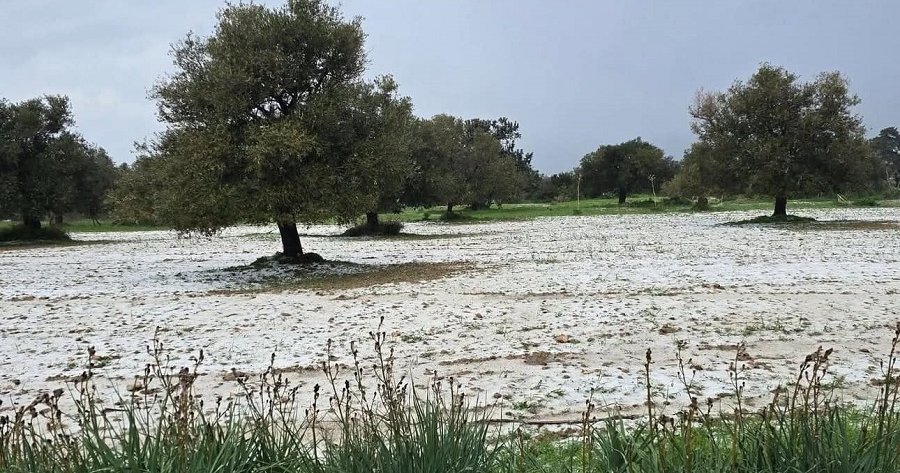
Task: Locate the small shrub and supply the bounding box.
[662,196,693,206]
[854,197,881,207]
[439,211,472,222]
[0,224,70,242]
[342,220,403,236]
[628,198,659,208]
[693,196,711,211]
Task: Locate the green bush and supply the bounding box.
[0,224,70,242]
[662,196,693,206]
[342,220,404,237]
[439,211,473,222]
[854,197,881,207]
[627,198,659,208]
[693,196,711,211]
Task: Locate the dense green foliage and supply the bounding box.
[681,64,883,215]
[142,0,382,257]
[871,127,900,187]
[119,0,541,253]
[0,224,70,242]
[0,96,116,234]
[404,114,527,213]
[579,138,677,204]
[532,171,579,202]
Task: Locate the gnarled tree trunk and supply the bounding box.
[277,222,303,258]
[773,194,787,217]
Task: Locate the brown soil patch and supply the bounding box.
[789,220,900,231]
[299,261,473,291]
[0,240,114,252]
[215,261,475,295]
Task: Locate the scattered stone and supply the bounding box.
[658,324,681,335]
[126,379,144,392]
[223,368,249,382]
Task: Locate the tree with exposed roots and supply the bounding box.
[151,0,411,259]
[688,64,881,217]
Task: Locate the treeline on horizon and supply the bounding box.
[2,0,899,251]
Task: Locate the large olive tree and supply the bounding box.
[689,64,880,216]
[152,0,409,258]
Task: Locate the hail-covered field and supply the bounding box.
[1,208,899,420]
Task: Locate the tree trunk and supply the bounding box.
[22,214,41,230]
[773,195,787,217]
[53,214,64,226]
[365,211,379,230]
[618,188,627,205]
[447,203,453,213]
[277,222,303,258]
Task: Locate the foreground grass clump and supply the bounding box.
[2,322,899,473]
[0,224,70,243]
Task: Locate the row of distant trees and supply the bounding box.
[538,65,898,215]
[3,0,899,255]
[102,0,545,258]
[0,96,119,228]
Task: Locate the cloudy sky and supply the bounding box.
[1,1,897,173]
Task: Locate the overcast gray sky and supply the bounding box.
[1,1,897,173]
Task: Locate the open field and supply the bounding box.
[391,195,900,223]
[1,208,899,424]
[2,195,898,235]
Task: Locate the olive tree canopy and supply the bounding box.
[688,64,880,216]
[151,0,411,258]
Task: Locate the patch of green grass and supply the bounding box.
[1,218,166,233]
[439,210,476,222]
[63,219,167,233]
[854,197,881,207]
[395,194,899,223]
